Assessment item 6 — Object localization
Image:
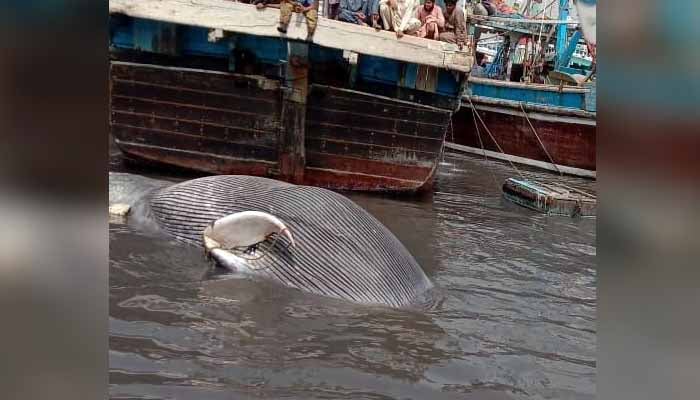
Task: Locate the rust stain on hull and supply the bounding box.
[451,104,596,171]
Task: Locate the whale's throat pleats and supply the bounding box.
[149,175,433,308]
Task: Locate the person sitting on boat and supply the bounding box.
[277,0,318,39]
[414,0,444,40]
[438,0,466,48]
[378,0,421,38]
[338,0,381,28]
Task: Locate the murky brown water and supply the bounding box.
[110,152,596,399]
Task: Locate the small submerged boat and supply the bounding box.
[108,0,473,192]
[502,178,596,217]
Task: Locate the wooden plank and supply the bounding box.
[444,142,596,178]
[306,152,432,182]
[115,140,276,176]
[311,84,450,112]
[109,0,472,72]
[111,96,279,132]
[308,90,449,125]
[278,42,308,183]
[468,76,589,93]
[303,168,426,192]
[306,121,443,154]
[306,137,436,165]
[111,110,278,147]
[307,107,447,139]
[111,62,280,99]
[111,79,279,115]
[466,94,597,120]
[112,124,278,161]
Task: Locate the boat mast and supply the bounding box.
[555,0,569,66]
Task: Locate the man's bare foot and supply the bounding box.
[396,31,404,38]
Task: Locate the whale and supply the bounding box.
[109,172,433,308]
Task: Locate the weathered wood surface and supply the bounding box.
[110,62,450,192]
[110,61,282,172]
[450,102,596,172]
[304,84,449,190]
[278,42,309,184]
[109,0,472,72]
[469,77,589,93]
[445,142,596,178]
[502,178,596,217]
[465,95,597,120]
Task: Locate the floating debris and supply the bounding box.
[109,203,131,217]
[502,178,596,217]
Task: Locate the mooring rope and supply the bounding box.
[467,96,527,180]
[469,99,500,187]
[518,102,563,176]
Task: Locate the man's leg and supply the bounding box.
[304,8,318,37]
[278,0,294,33]
[379,4,393,30]
[439,31,456,43]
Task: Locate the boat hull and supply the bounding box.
[449,96,596,175]
[110,61,450,192]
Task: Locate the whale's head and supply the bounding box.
[203,211,295,273]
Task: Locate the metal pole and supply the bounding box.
[555,0,568,66]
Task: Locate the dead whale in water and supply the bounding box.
[109,173,433,308]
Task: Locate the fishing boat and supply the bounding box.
[447,0,596,178]
[108,0,473,192]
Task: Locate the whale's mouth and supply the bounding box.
[203,211,294,271]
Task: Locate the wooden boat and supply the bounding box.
[448,77,596,178]
[108,0,473,192]
[502,178,596,217]
[448,1,596,178]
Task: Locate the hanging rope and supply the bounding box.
[469,99,500,187]
[518,102,563,176]
[467,96,526,180]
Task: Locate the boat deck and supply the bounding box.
[110,0,473,72]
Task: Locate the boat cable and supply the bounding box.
[467,96,527,181]
[519,102,563,176]
[468,104,500,187]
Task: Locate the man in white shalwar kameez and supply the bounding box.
[378,0,421,37]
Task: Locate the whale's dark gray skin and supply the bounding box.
[109,173,433,308]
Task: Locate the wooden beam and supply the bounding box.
[110,0,472,72]
[444,142,596,179]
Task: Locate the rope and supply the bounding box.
[469,99,499,187]
[467,96,526,180]
[518,102,562,176]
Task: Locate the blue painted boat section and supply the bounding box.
[111,16,462,98]
[470,81,586,109]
